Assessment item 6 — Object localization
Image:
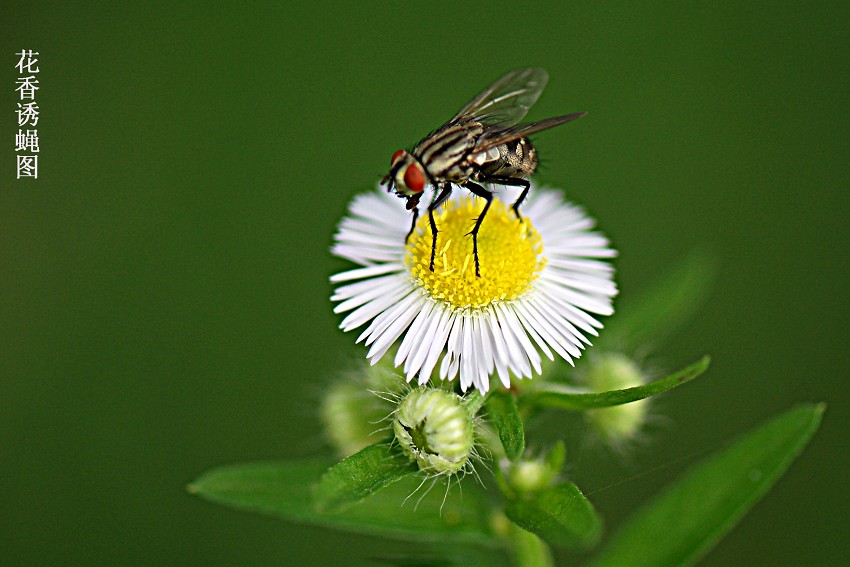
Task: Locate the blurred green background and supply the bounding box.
[2,2,847,565]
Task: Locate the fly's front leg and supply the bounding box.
[464,181,494,277]
[483,176,531,221]
[428,184,453,271]
[405,206,419,243]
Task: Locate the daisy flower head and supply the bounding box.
[330,184,617,392]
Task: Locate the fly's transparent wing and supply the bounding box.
[450,68,549,127]
[474,112,587,152]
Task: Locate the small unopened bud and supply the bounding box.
[394,388,474,475]
[321,364,405,457]
[505,442,565,494]
[583,353,649,446]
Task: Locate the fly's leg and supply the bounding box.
[405,206,419,243]
[428,184,453,271]
[483,176,531,221]
[512,180,531,220]
[464,181,494,277]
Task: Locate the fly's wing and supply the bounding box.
[449,68,549,128]
[473,112,587,153]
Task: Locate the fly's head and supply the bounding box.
[381,150,425,210]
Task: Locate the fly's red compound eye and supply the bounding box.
[391,149,405,166]
[403,163,425,193]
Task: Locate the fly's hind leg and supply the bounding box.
[463,181,494,277]
[483,176,532,221]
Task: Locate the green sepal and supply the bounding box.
[504,481,603,550]
[462,389,486,415]
[529,356,709,411]
[314,443,417,512]
[486,390,525,461]
[587,403,825,567]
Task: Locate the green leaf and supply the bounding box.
[530,356,710,411]
[189,458,497,545]
[507,523,555,567]
[486,390,525,461]
[600,248,718,350]
[505,481,603,550]
[587,403,825,567]
[315,443,417,511]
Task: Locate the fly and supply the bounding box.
[381,67,586,277]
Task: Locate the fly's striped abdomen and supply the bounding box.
[476,138,538,179]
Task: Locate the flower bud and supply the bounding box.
[393,388,474,475]
[504,442,565,495]
[320,364,405,457]
[582,353,649,446]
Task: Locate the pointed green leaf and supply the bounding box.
[486,390,525,461]
[315,443,417,511]
[531,356,709,411]
[189,458,497,545]
[600,248,718,350]
[505,481,603,550]
[587,403,825,567]
[507,522,555,567]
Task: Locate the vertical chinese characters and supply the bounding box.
[14,50,40,180]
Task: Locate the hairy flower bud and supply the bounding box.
[393,388,474,475]
[320,364,404,457]
[583,353,649,446]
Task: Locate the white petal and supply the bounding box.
[483,308,512,387]
[340,283,410,332]
[535,281,603,335]
[525,298,585,356]
[403,303,443,379]
[490,306,527,376]
[460,317,474,391]
[395,299,436,368]
[512,300,574,363]
[367,294,426,360]
[330,263,404,283]
[440,313,464,381]
[419,309,455,383]
[494,302,541,375]
[333,275,408,313]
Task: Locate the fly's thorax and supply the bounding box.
[476,137,538,179]
[414,122,483,183]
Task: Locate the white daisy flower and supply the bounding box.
[330,184,617,392]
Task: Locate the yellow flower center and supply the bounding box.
[406,196,545,310]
